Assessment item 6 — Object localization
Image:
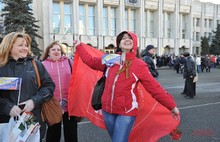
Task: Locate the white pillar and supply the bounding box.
[157,0,163,55]
[174,0,180,55]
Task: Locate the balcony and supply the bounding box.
[104,0,119,5]
[145,0,158,10]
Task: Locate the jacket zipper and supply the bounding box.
[56,61,62,101]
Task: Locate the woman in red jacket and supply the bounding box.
[75,31,179,142]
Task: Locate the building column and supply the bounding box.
[41,0,53,49]
[157,0,163,55]
[97,0,103,49]
[139,0,145,50]
[118,0,125,32]
[147,10,150,38]
[164,12,167,39]
[174,0,180,55]
[189,0,193,54]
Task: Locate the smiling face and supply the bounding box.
[119,33,134,53]
[48,44,62,61]
[10,37,29,60]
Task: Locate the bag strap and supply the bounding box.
[32,60,41,88]
[68,58,72,73]
[103,66,107,76]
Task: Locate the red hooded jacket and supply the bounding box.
[76,31,176,116]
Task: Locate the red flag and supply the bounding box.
[128,84,180,142]
[68,44,106,129]
[68,44,180,141]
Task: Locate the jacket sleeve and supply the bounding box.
[31,61,55,107]
[136,60,176,111]
[143,56,159,77]
[76,43,105,71]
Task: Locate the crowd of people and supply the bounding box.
[1,30,218,141]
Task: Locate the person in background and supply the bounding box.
[175,56,181,74]
[196,56,201,73]
[141,45,159,79]
[41,41,78,142]
[74,31,179,142]
[182,52,196,99]
[205,56,212,72]
[0,32,55,141]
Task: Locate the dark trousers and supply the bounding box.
[186,78,195,97]
[46,112,78,142]
[182,79,187,94]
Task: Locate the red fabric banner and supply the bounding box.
[68,44,180,141]
[68,45,106,129]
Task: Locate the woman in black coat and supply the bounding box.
[0,32,55,141]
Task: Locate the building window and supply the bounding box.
[110,7,116,36]
[130,9,136,33]
[52,2,61,34]
[103,7,108,35]
[167,13,171,38]
[196,47,199,55]
[204,19,207,27]
[125,8,136,33]
[88,5,95,35]
[125,9,128,30]
[204,32,208,38]
[64,4,72,34]
[196,32,200,41]
[196,18,200,27]
[0,0,3,11]
[209,33,212,41]
[182,15,186,39]
[79,5,85,34]
[52,2,72,34]
[149,11,154,38]
[209,19,212,28]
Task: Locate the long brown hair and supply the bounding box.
[41,41,66,61]
[0,32,32,67]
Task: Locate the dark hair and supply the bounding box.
[42,41,66,61]
[145,45,155,51]
[115,31,129,54]
[183,52,190,57]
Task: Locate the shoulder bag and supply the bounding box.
[91,67,107,110]
[32,60,62,126]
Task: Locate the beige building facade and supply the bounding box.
[1,0,220,56]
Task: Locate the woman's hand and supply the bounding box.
[172,107,180,120]
[19,99,35,113]
[9,105,22,117]
[73,40,81,47]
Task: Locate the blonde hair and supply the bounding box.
[0,32,32,67]
[41,41,66,61]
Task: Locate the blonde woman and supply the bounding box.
[0,32,55,141]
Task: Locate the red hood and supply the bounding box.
[116,31,138,60]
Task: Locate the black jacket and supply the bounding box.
[0,57,55,135]
[183,56,196,79]
[141,51,159,78]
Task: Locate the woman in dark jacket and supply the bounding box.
[0,32,55,141]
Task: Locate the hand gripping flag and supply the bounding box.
[68,44,180,141]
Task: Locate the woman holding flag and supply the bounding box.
[0,32,55,141]
[71,31,180,142]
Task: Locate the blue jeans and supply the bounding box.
[197,65,201,73]
[102,111,136,142]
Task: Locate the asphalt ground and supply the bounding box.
[69,67,220,142]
